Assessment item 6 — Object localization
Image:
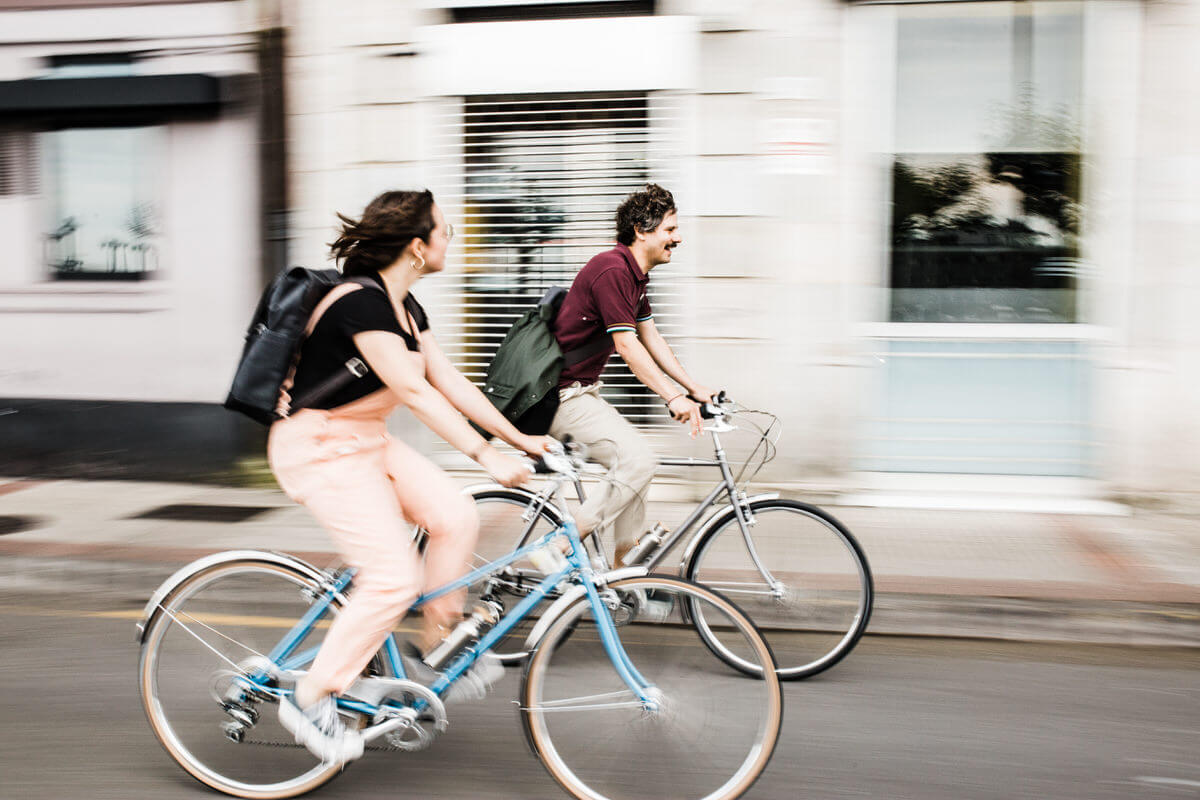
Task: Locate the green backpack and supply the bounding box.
[476,287,609,436]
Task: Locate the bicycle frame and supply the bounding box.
[233,506,656,720]
[499,424,779,584]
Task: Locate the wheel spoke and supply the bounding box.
[154,604,270,672]
[522,690,646,713]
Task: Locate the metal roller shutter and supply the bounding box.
[427,91,686,462]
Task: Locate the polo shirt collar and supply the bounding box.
[614,243,649,285]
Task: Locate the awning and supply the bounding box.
[0,73,250,117]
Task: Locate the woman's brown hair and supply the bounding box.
[330,190,436,277]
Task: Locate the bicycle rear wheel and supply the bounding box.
[138,558,369,799]
[465,487,564,663]
[685,499,873,680]
[521,575,783,800]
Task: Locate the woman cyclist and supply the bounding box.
[268,190,554,763]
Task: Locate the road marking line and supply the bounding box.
[0,604,419,633]
[1133,776,1200,789]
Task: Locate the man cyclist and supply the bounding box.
[550,183,717,567]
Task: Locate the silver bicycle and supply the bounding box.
[461,394,874,680]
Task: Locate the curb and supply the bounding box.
[3,550,1197,648]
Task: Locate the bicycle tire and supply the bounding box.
[685,499,873,680]
[465,487,565,664]
[520,575,783,800]
[138,557,372,799]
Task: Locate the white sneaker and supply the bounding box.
[624,588,675,624]
[528,543,569,576]
[278,694,364,765]
[403,647,505,704]
[446,652,505,702]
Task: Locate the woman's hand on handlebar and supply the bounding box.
[513,434,559,459]
[478,447,531,488]
[687,384,719,404]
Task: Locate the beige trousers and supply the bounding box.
[268,391,479,698]
[549,383,657,550]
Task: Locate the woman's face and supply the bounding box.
[419,203,452,274]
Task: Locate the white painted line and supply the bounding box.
[1133,776,1200,790]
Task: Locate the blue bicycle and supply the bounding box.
[136,450,784,800]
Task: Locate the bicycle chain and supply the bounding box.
[241,738,400,753]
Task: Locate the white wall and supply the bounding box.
[1117,0,1200,493]
[0,2,261,404]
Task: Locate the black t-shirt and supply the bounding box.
[290,277,429,410]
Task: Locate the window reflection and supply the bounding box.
[891,152,1081,322]
[43,126,163,280]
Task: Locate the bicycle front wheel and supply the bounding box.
[521,575,783,800]
[686,499,873,680]
[138,558,367,799]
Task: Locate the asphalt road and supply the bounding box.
[1,598,1198,800]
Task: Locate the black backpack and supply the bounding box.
[223,267,379,425]
[475,287,609,436]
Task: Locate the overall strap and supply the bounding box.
[563,334,611,368]
[276,277,382,417]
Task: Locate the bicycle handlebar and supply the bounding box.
[692,390,729,420]
[529,435,584,476]
[663,390,731,421]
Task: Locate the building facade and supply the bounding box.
[0,0,279,478]
[280,0,1200,507]
[3,0,1198,508]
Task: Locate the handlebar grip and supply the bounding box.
[686,390,728,419]
[531,457,554,474]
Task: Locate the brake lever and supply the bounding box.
[687,390,730,420]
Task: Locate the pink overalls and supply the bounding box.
[267,284,479,698]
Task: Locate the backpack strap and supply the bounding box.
[537,285,613,369]
[563,335,611,368]
[277,276,382,417]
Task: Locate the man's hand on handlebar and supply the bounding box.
[666,394,703,438]
[692,390,729,419]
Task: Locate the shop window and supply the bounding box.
[889,3,1084,323]
[42,125,163,281]
[447,1,655,23]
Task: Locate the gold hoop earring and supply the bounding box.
[412,253,425,272]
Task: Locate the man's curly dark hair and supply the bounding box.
[615,184,676,246]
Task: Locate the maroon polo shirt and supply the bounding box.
[555,243,653,388]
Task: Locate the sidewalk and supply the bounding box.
[0,476,1197,647]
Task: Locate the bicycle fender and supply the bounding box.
[460,481,510,496]
[134,549,335,643]
[676,493,781,573]
[520,565,650,654]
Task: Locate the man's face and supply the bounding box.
[642,211,681,269]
